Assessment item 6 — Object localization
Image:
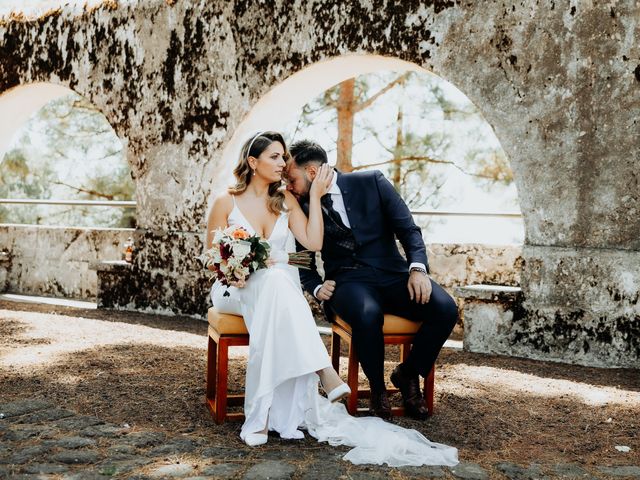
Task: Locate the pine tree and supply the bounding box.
[0,93,135,227]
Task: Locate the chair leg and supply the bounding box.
[215,337,230,424]
[206,335,217,401]
[346,341,359,415]
[400,342,410,362]
[424,364,435,416]
[331,330,341,373]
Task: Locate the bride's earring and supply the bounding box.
[252,169,256,176]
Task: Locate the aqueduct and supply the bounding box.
[0,0,638,368]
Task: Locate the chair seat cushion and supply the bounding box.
[208,308,248,335]
[334,314,421,335]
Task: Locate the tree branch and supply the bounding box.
[352,155,498,179]
[360,122,395,155]
[323,88,339,108]
[50,145,123,163]
[52,181,115,200]
[354,72,411,113]
[48,125,115,138]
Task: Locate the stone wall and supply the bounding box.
[519,245,639,368]
[0,224,133,299]
[0,225,521,315]
[429,244,522,290]
[1,1,638,367]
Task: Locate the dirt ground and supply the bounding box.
[0,299,638,475]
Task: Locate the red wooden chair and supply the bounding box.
[206,308,248,424]
[331,314,435,416]
[206,308,435,423]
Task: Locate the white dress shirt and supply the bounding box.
[313,172,426,299]
[326,172,350,227]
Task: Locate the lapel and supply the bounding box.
[335,170,355,227]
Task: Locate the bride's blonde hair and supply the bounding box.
[228,131,288,215]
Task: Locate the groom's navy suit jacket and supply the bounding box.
[298,169,429,297]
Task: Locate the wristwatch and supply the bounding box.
[410,266,427,275]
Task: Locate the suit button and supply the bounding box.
[351,253,356,257]
[351,224,356,229]
[347,207,351,211]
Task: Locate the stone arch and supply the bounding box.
[1,1,637,366]
[0,82,72,160]
[214,54,521,239]
[0,81,134,227]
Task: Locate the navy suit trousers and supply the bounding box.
[327,266,458,392]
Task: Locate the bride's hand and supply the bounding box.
[229,279,246,288]
[267,249,288,267]
[309,164,334,200]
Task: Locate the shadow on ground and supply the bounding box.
[0,301,638,479]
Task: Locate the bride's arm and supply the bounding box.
[205,193,247,288]
[285,165,333,251]
[206,193,233,249]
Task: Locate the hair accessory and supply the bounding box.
[246,131,264,160]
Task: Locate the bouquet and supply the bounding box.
[199,225,313,296]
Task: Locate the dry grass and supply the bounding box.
[0,299,638,473]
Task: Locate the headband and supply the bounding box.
[246,131,264,159]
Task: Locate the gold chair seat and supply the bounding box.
[208,308,248,335]
[334,314,421,335]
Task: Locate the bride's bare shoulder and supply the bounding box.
[282,190,301,209]
[210,192,234,216]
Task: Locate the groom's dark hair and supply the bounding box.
[289,139,328,167]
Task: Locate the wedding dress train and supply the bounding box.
[210,200,458,467]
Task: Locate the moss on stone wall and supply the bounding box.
[1,0,638,366]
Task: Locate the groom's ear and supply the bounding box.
[305,164,319,180]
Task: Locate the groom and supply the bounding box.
[285,139,458,420]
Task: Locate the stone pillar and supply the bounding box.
[519,246,640,368]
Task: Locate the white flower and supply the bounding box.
[233,240,252,260]
[210,249,222,263]
[227,256,242,270]
[219,263,231,276]
[212,228,225,243]
[223,225,237,236]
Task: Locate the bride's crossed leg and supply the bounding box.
[211,267,349,446]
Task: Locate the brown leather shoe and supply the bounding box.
[390,364,429,420]
[369,389,392,420]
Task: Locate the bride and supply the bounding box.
[206,131,458,466]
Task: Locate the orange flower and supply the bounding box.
[232,227,250,240]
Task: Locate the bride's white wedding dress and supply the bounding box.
[210,200,458,467]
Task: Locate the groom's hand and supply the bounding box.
[408,272,432,304]
[316,280,336,301]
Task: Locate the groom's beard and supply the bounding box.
[298,177,314,203]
